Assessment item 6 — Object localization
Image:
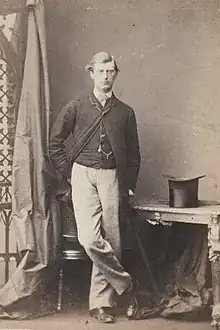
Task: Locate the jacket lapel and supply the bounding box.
[89,91,116,114]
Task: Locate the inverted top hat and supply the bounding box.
[162,175,206,208]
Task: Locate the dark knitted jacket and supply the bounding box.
[49,92,141,227]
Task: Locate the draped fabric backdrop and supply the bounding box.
[0,0,60,319]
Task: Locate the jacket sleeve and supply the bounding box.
[126,108,141,192]
[49,100,76,178]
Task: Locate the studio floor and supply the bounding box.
[0,307,212,330]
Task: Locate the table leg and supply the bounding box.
[208,215,220,328]
[211,260,220,328]
[57,267,63,311]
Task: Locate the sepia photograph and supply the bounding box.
[0,1,220,329]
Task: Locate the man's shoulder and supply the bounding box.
[65,95,89,106]
[114,95,134,114]
[62,95,90,111]
[75,94,91,103]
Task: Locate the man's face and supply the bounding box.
[90,61,118,93]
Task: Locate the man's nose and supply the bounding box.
[103,71,108,79]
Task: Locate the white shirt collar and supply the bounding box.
[93,88,112,104]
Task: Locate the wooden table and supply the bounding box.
[133,200,220,327]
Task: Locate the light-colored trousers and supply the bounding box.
[71,163,131,310]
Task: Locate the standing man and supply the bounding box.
[49,52,141,323]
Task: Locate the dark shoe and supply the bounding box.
[90,307,115,323]
[126,295,138,320]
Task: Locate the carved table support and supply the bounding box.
[208,215,220,328]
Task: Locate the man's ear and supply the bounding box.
[112,70,118,83]
[89,70,94,80]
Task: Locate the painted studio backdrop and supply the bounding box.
[0,0,219,320]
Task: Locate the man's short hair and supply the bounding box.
[85,52,119,72]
